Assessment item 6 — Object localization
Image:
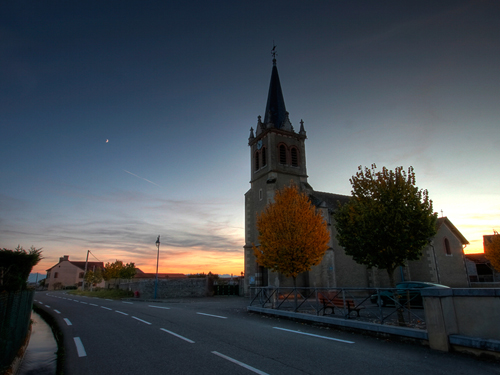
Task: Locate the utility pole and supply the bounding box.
[82,250,90,291]
[155,236,160,299]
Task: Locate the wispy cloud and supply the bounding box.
[123,170,161,187]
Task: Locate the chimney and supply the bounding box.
[59,255,69,262]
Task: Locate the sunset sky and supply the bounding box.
[1,1,499,276]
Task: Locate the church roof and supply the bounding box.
[309,191,351,211]
[436,217,469,245]
[263,58,287,128]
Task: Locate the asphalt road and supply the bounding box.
[33,291,498,375]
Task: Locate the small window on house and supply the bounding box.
[444,238,451,255]
[279,144,287,164]
[262,147,267,166]
[291,147,298,167]
[254,151,260,170]
[54,272,58,279]
[79,272,84,278]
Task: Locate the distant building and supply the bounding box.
[465,253,500,283]
[45,255,104,290]
[244,55,470,293]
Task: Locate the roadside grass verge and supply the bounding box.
[67,289,134,299]
[32,304,65,375]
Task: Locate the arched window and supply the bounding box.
[444,238,451,255]
[279,144,287,165]
[254,151,260,171]
[291,147,298,167]
[262,147,267,167]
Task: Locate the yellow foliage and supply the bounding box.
[484,233,500,273]
[253,184,330,278]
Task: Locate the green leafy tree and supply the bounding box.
[84,267,103,288]
[253,184,330,288]
[484,231,500,273]
[102,260,136,281]
[0,246,43,292]
[334,164,437,287]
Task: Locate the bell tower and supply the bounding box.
[244,51,312,292]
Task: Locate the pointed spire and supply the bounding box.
[263,46,287,129]
[299,119,306,136]
[249,127,255,141]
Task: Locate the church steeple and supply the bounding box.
[263,57,287,129]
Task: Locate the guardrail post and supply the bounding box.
[422,288,456,352]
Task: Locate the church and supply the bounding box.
[243,55,470,294]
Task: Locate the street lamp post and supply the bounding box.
[154,235,160,299]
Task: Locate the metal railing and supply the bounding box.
[249,286,427,329]
[0,290,35,372]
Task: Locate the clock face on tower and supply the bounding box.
[257,140,263,150]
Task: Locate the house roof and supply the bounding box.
[46,261,104,272]
[465,253,489,264]
[436,217,469,245]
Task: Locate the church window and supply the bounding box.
[262,147,267,166]
[444,238,451,255]
[291,147,298,167]
[259,189,263,201]
[279,144,287,164]
[54,272,58,279]
[254,151,260,171]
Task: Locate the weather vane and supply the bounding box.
[271,42,277,60]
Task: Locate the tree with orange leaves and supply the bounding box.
[484,231,500,273]
[253,184,330,288]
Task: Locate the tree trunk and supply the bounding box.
[387,268,406,326]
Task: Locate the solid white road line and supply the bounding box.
[101,306,112,310]
[196,312,227,319]
[74,337,87,357]
[132,316,151,325]
[115,310,128,315]
[272,327,355,344]
[148,305,170,310]
[160,328,195,343]
[54,310,61,314]
[211,351,269,375]
[64,318,72,326]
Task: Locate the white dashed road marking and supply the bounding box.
[160,328,195,343]
[54,310,61,314]
[115,310,128,315]
[132,316,151,325]
[64,318,72,326]
[212,351,269,375]
[74,337,87,357]
[196,312,227,319]
[272,327,355,344]
[149,305,170,310]
[101,306,112,310]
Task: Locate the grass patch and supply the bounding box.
[67,289,134,299]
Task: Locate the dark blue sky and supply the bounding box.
[1,1,499,274]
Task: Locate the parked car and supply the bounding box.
[370,281,449,307]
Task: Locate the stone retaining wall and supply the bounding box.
[119,278,209,299]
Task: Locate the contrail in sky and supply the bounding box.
[123,170,161,187]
